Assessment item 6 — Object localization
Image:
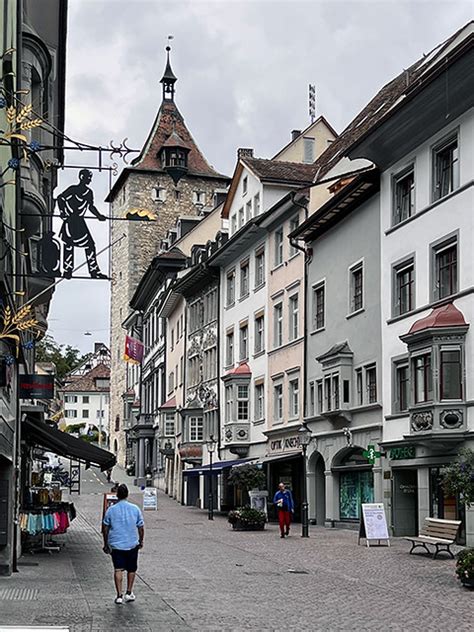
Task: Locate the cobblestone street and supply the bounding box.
[0,469,472,631]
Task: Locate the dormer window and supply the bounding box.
[161,131,190,185]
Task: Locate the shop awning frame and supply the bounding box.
[23,417,116,471]
[183,458,251,476]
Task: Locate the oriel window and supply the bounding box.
[413,353,432,403]
[440,349,462,400]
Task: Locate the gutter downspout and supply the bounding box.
[289,193,310,421]
[216,271,222,461]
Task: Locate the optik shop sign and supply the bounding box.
[269,435,300,453]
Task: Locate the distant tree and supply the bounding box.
[35,334,86,380]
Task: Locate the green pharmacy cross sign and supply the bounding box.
[363,445,381,465]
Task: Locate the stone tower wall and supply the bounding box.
[109,170,225,465]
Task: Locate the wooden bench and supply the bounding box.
[405,517,461,559]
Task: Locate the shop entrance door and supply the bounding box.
[392,469,418,536]
[186,476,200,507]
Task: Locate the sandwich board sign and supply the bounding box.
[143,487,158,511]
[358,503,390,547]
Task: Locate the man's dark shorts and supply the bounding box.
[111,546,139,572]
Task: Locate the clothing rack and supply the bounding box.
[20,501,76,555]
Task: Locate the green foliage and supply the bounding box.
[440,449,474,507]
[456,548,474,581]
[227,464,266,491]
[36,334,89,380]
[81,430,107,444]
[64,422,86,434]
[228,506,266,527]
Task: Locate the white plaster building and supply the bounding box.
[60,363,110,445]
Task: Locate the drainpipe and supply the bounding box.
[289,192,310,420]
[216,271,222,461]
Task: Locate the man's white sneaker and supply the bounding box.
[124,592,136,602]
[115,595,123,604]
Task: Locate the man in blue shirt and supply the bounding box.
[273,482,294,538]
[103,484,145,604]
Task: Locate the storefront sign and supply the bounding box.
[269,435,300,453]
[359,503,390,546]
[362,445,381,465]
[19,374,54,399]
[143,487,158,511]
[390,446,416,460]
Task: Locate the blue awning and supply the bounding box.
[183,458,251,476]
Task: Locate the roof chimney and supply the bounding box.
[291,130,301,142]
[237,148,254,160]
[94,342,104,353]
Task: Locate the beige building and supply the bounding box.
[108,49,228,465]
[273,116,337,164]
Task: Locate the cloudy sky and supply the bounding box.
[48,0,473,353]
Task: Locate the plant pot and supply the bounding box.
[232,520,265,531]
[460,576,474,588]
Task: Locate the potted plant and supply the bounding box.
[455,549,474,588]
[228,506,266,531]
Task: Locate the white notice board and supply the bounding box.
[359,503,390,547]
[143,487,158,511]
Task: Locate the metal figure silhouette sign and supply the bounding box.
[56,169,107,278]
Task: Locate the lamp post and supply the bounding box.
[206,434,217,520]
[298,423,312,538]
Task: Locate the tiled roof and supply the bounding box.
[311,22,473,181]
[160,396,176,409]
[226,362,252,376]
[242,157,317,184]
[133,101,227,178]
[407,303,468,335]
[62,363,110,393]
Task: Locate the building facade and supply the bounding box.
[60,363,110,445]
[292,22,474,543]
[343,25,474,543]
[0,0,67,575]
[294,173,382,528]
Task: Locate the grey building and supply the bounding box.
[173,238,223,507]
[292,171,383,529]
[0,0,67,575]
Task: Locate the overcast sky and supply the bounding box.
[47,0,473,354]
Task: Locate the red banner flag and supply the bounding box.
[123,335,144,365]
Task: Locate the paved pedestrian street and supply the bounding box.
[0,471,472,632]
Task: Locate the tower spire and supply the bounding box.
[160,43,177,102]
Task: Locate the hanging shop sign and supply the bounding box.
[123,335,144,365]
[390,446,416,460]
[358,503,390,547]
[362,445,381,465]
[19,374,54,399]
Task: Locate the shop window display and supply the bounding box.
[339,471,374,520]
[336,448,374,521]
